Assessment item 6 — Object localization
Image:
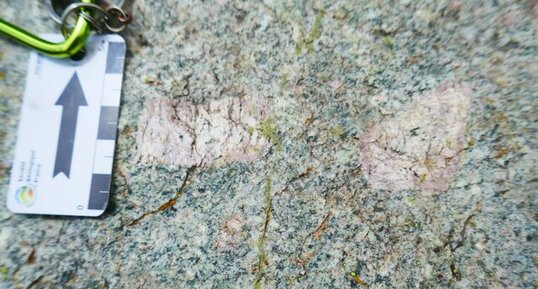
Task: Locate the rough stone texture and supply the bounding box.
[0,1,537,289]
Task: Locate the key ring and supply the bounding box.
[105,6,131,32]
[60,2,131,36]
[47,0,126,24]
[60,3,107,37]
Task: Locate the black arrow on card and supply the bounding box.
[53,73,87,178]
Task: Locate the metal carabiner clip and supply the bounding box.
[0,0,93,58]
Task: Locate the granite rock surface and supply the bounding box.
[0,0,537,288]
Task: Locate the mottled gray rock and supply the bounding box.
[0,0,537,288]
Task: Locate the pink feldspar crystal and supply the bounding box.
[359,80,471,194]
[136,96,272,167]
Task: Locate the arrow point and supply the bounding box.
[53,170,69,179]
[55,72,88,107]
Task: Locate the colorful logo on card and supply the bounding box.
[15,186,35,206]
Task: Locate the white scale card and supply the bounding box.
[7,34,125,216]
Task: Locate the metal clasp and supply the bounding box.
[0,0,93,58]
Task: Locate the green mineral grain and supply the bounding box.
[259,118,282,153]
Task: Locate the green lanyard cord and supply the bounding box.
[0,0,92,58]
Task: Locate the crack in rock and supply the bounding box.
[254,178,273,289]
[128,166,196,226]
[135,96,273,167]
[359,80,471,194]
